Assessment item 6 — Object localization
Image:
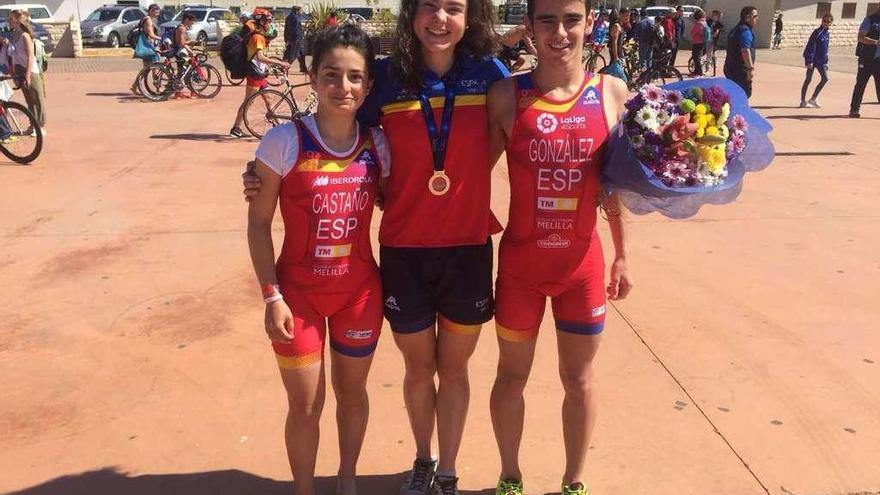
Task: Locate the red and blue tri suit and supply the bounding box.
[255,116,387,368]
[495,73,611,342]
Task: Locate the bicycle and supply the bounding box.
[225,68,244,86]
[499,44,537,73]
[687,45,715,77]
[628,47,683,90]
[241,71,317,139]
[582,42,607,73]
[138,48,223,101]
[0,75,42,164]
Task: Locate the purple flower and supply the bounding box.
[640,84,665,105]
[702,86,730,114]
[625,95,645,111]
[730,133,746,154]
[665,90,683,106]
[731,115,748,132]
[645,131,664,145]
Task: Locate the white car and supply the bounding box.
[0,3,53,22]
[160,7,232,46]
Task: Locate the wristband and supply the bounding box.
[261,284,280,298]
[264,293,284,304]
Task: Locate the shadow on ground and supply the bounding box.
[150,133,247,143]
[85,92,146,104]
[4,467,496,495]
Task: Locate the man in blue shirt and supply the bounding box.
[671,6,685,68]
[635,11,655,70]
[724,6,758,98]
[849,5,880,118]
[283,5,307,73]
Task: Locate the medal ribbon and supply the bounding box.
[418,73,458,173]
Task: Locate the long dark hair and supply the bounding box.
[391,0,498,92]
[311,24,376,75]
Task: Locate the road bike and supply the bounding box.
[0,76,42,164]
[241,71,317,139]
[138,48,223,101]
[582,42,607,73]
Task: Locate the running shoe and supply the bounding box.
[561,482,589,495]
[430,475,459,495]
[849,112,861,118]
[807,99,821,108]
[496,479,523,495]
[400,458,436,495]
[230,127,246,138]
[798,100,807,108]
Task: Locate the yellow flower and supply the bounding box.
[706,147,726,173]
[706,126,720,136]
[695,103,710,115]
[696,127,705,138]
[694,114,710,130]
[707,115,717,127]
[719,103,731,124]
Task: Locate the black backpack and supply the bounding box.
[127,17,147,47]
[220,24,252,78]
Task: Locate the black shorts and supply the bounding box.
[380,239,495,333]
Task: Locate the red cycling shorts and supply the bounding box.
[246,76,269,90]
[495,241,606,343]
[273,275,383,369]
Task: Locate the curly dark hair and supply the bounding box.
[391,0,499,92]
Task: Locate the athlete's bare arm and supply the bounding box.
[487,77,516,170]
[599,74,633,301]
[246,159,294,342]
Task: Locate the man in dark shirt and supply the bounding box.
[283,5,307,73]
[850,5,880,117]
[773,13,784,49]
[707,9,725,54]
[725,6,758,98]
[671,6,685,67]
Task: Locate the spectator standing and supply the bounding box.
[724,6,758,98]
[773,13,784,49]
[849,5,880,118]
[635,12,655,69]
[671,5,685,67]
[689,10,710,76]
[130,4,162,94]
[800,13,832,108]
[8,10,45,130]
[604,8,629,82]
[592,11,609,45]
[707,10,724,55]
[283,5,308,73]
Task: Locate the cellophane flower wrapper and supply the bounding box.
[603,78,775,219]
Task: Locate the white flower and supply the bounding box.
[635,107,660,131]
[630,134,646,148]
[656,110,672,125]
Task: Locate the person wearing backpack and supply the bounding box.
[230,8,289,138]
[130,4,162,95]
[8,10,45,131]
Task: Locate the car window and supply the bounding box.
[0,8,12,19]
[207,11,221,21]
[177,9,207,21]
[27,8,50,19]
[122,10,137,22]
[86,9,121,21]
[133,9,145,20]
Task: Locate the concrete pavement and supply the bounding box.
[0,58,878,495]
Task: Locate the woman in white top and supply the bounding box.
[9,10,45,129]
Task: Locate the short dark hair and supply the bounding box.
[528,0,593,20]
[148,3,159,10]
[740,6,756,21]
[311,24,375,76]
[182,12,196,22]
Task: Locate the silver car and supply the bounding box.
[160,7,231,46]
[80,6,145,48]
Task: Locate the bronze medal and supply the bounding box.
[428,171,451,196]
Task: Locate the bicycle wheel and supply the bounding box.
[586,53,606,74]
[243,89,297,139]
[187,63,222,98]
[139,63,174,101]
[0,102,42,164]
[653,66,683,85]
[226,68,244,86]
[267,66,285,87]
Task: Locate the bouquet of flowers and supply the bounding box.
[604,78,775,219]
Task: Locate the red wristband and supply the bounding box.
[261,284,280,298]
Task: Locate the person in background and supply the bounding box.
[8,10,45,131]
[724,6,758,98]
[635,10,655,69]
[230,8,290,137]
[773,12,784,49]
[130,4,162,94]
[284,5,308,73]
[671,5,684,67]
[689,9,709,76]
[707,10,724,56]
[661,11,675,63]
[849,4,880,118]
[800,13,832,108]
[591,10,609,45]
[499,23,537,73]
[603,8,629,82]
